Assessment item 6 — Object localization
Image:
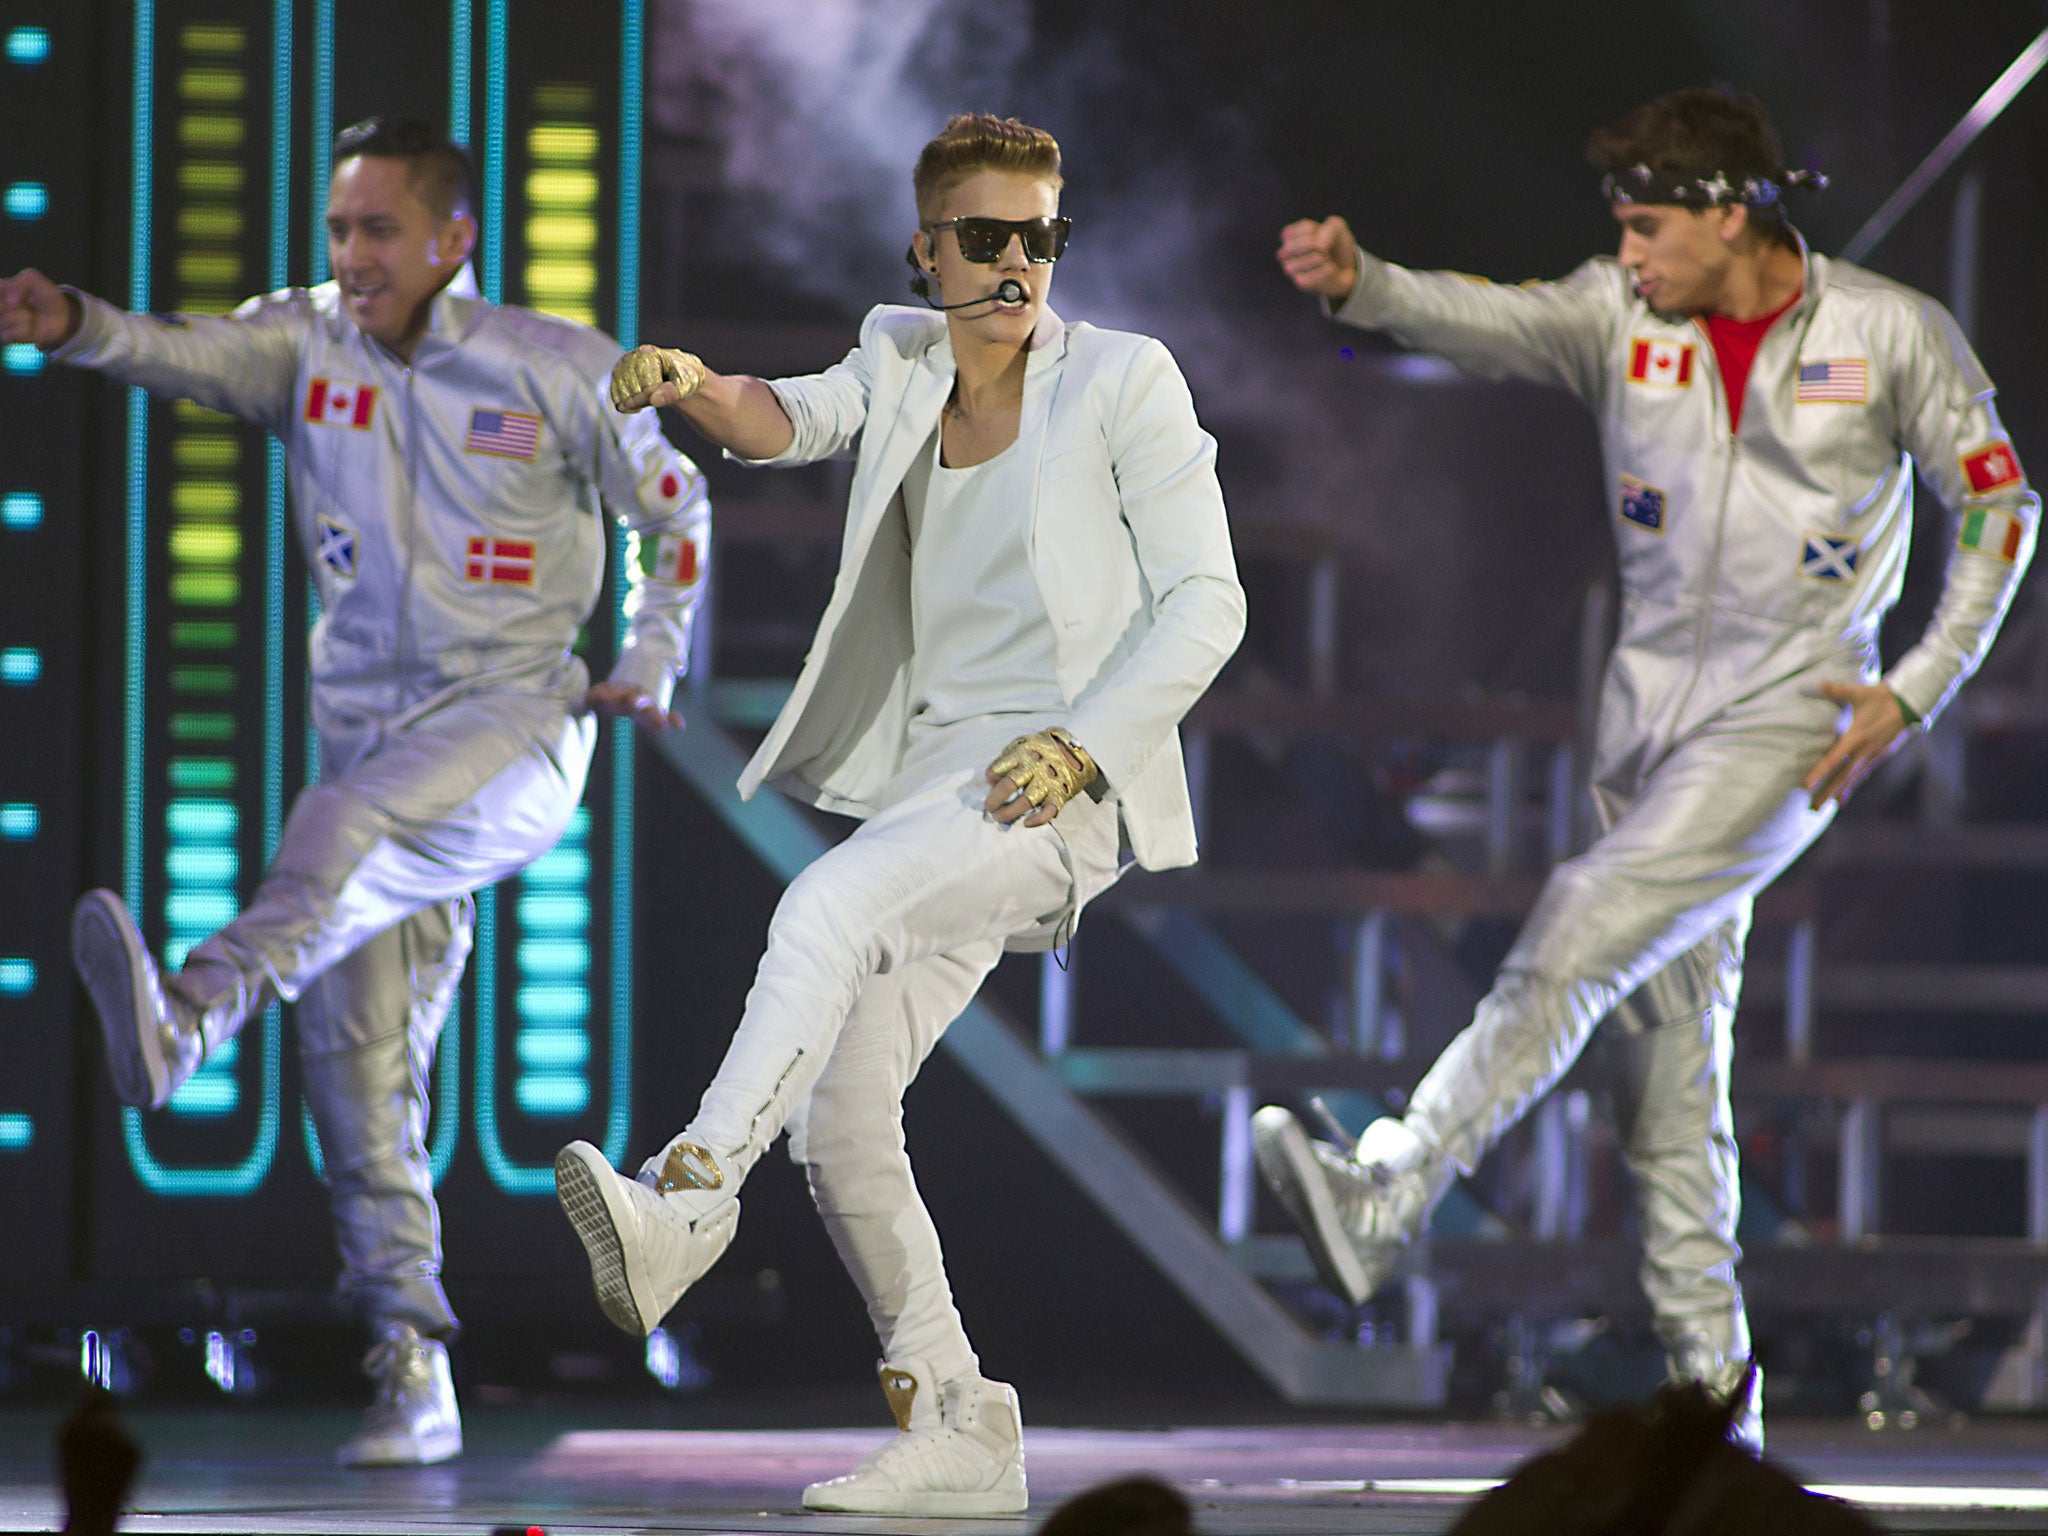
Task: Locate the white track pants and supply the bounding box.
[1405,683,1837,1359]
[175,688,594,1334]
[664,766,1116,1379]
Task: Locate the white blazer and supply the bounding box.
[735,303,1245,871]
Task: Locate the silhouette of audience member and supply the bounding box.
[1038,1474,1195,1536]
[1447,1374,1878,1536]
[58,1387,141,1536]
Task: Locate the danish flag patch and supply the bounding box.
[465,536,535,585]
[1627,338,1694,388]
[305,377,377,429]
[1961,440,2023,496]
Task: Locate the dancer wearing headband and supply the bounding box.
[559,113,1242,1516]
[1265,86,2036,1452]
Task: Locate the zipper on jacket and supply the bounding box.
[1667,319,1739,729]
[395,367,420,704]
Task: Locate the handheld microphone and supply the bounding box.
[924,278,1027,311]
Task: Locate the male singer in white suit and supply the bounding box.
[553,114,1245,1517]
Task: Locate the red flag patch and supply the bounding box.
[1961,441,2023,496]
[1627,338,1694,388]
[465,536,535,585]
[305,377,377,429]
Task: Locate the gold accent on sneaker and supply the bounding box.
[880,1366,918,1433]
[654,1140,724,1193]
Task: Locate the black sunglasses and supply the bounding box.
[924,215,1072,265]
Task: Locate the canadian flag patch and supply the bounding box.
[1627,337,1695,388]
[1961,440,2023,496]
[465,536,535,585]
[304,377,377,429]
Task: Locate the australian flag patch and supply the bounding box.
[1619,474,1666,532]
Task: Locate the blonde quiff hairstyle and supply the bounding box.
[912,114,1063,222]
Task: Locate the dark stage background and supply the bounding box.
[3,0,2047,1412]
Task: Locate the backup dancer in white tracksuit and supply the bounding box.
[555,114,1244,1518]
[1,118,707,1467]
[1255,87,2037,1454]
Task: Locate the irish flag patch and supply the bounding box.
[1959,507,2024,562]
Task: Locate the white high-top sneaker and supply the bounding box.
[1251,1107,1448,1305]
[802,1356,1028,1517]
[72,890,203,1110]
[336,1324,462,1467]
[554,1138,740,1335]
[1669,1342,1764,1457]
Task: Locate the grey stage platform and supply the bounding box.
[4,1402,2048,1534]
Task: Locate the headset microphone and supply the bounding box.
[924,278,1027,311]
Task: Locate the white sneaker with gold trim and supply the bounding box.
[553,1138,739,1336]
[802,1356,1028,1516]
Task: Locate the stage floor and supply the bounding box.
[4,1402,2048,1534]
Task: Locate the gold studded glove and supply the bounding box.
[987,727,1100,818]
[609,343,706,412]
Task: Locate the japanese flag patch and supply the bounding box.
[1627,338,1694,388]
[1961,440,2023,496]
[305,377,377,429]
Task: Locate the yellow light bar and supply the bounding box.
[169,525,241,564]
[173,437,240,472]
[176,251,242,286]
[178,114,245,151]
[526,213,598,252]
[170,481,237,517]
[529,123,600,164]
[179,23,245,52]
[179,67,245,103]
[527,169,598,207]
[525,258,597,299]
[178,162,245,197]
[177,206,244,241]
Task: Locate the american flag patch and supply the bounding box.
[465,536,536,585]
[465,408,542,460]
[1795,358,1868,403]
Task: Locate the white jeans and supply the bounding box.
[663,766,1118,1380]
[176,687,594,1334]
[1406,679,1838,1361]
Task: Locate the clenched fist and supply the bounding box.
[610,344,706,412]
[0,268,83,349]
[1276,216,1361,302]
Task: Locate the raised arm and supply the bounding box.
[3,268,304,432]
[610,345,796,461]
[1277,216,1614,401]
